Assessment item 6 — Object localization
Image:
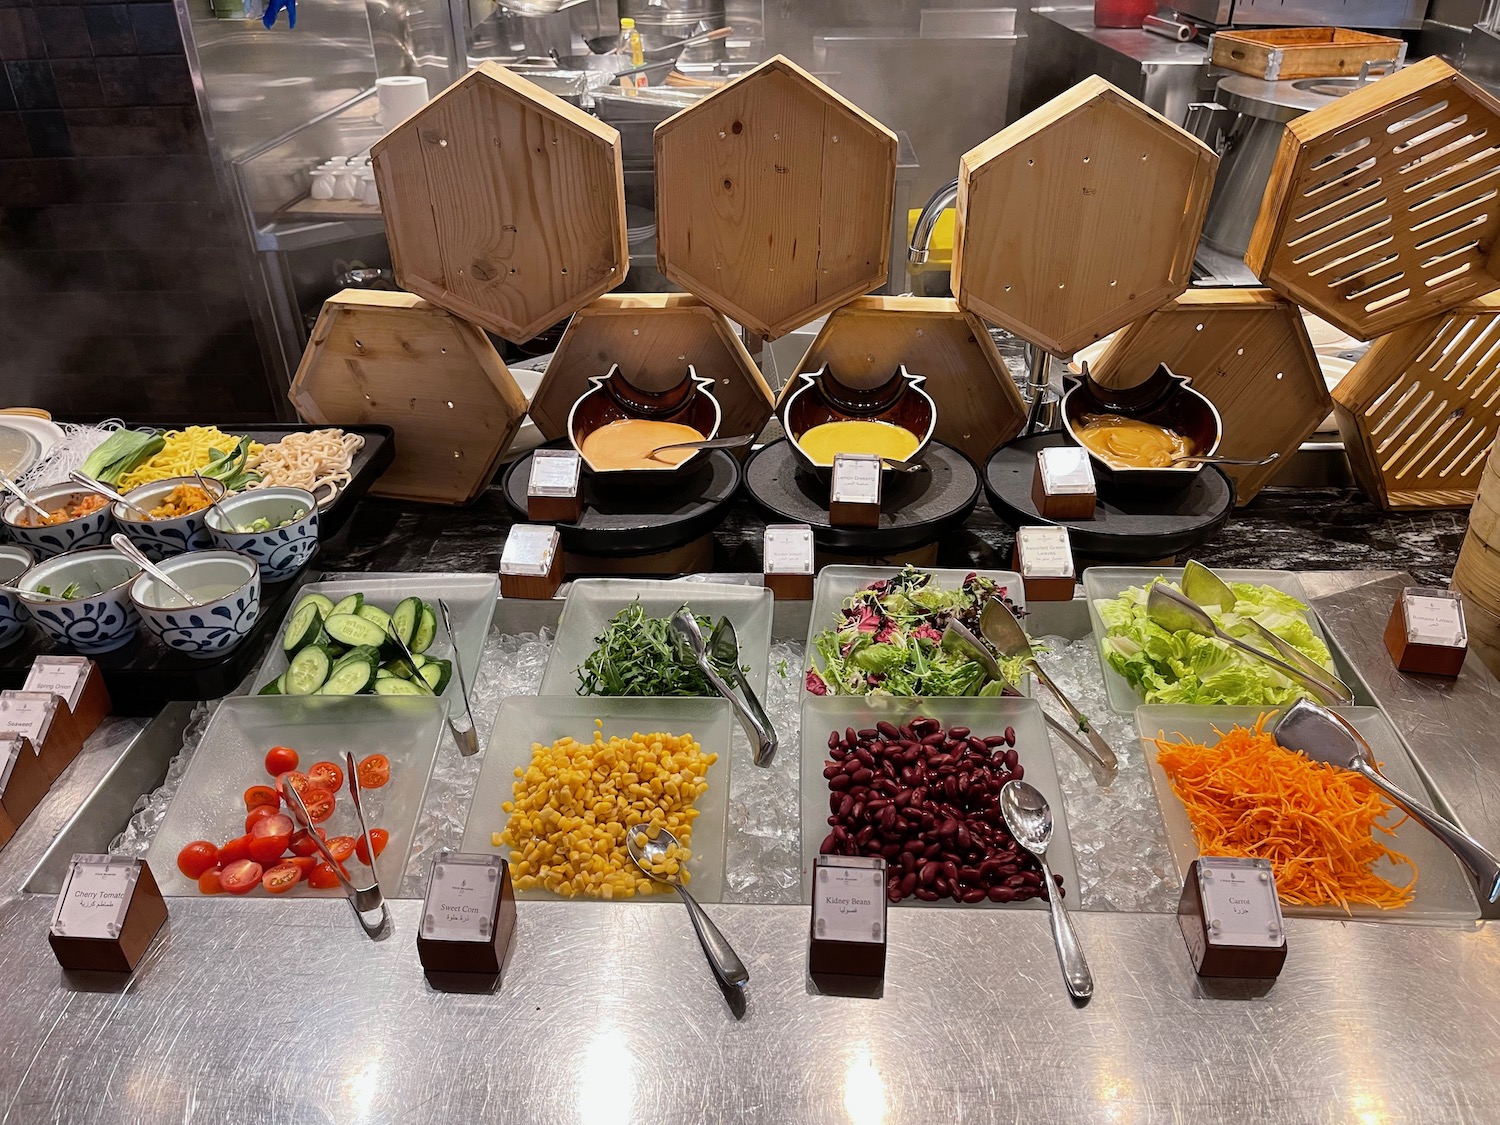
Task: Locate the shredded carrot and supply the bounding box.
[1155,714,1416,912]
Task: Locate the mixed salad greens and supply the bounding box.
[1095,577,1335,706]
[808,567,1030,697]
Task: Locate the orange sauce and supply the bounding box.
[1075,413,1192,469]
[580,419,705,471]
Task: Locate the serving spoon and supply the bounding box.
[1169,452,1280,467]
[0,470,50,522]
[626,823,748,989]
[1,583,69,603]
[1000,780,1092,1001]
[647,433,756,459]
[68,471,153,520]
[109,533,202,608]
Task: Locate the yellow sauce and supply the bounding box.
[580,419,705,471]
[1075,413,1193,469]
[797,420,921,467]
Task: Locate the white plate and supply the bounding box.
[0,415,63,477]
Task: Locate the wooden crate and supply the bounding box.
[784,296,1027,462]
[290,290,527,505]
[654,55,897,340]
[1332,291,1500,510]
[1092,288,1328,504]
[528,293,775,445]
[1210,28,1405,82]
[952,75,1217,359]
[371,63,628,345]
[1247,56,1500,342]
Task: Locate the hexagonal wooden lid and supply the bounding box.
[1249,57,1500,342]
[290,290,527,505]
[371,63,628,345]
[953,75,1218,358]
[785,296,1027,462]
[1091,289,1328,503]
[529,293,775,444]
[654,55,897,340]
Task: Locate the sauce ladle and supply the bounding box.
[109,533,202,608]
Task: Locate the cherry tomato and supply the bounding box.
[197,868,224,895]
[307,862,341,889]
[262,862,301,894]
[244,785,280,811]
[176,840,219,879]
[284,856,317,876]
[275,771,311,798]
[245,804,281,833]
[249,813,294,864]
[357,754,390,789]
[308,761,344,792]
[265,746,299,776]
[220,859,263,895]
[217,835,252,866]
[289,828,328,857]
[325,836,356,863]
[355,828,389,865]
[302,787,336,823]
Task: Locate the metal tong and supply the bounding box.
[281,755,388,932]
[384,601,479,756]
[669,609,777,767]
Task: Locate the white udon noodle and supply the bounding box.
[245,429,363,505]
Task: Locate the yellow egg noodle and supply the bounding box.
[118,426,264,491]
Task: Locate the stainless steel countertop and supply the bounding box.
[1,571,1498,1125]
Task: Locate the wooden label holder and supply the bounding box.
[0,733,50,851]
[0,688,83,785]
[829,454,882,528]
[417,851,517,976]
[763,524,816,600]
[526,448,584,524]
[49,854,168,973]
[24,656,111,765]
[500,524,564,601]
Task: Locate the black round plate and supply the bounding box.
[743,439,980,553]
[983,432,1234,563]
[502,443,742,557]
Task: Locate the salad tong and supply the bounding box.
[670,610,777,767]
[383,601,479,756]
[280,753,388,934]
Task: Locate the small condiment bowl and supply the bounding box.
[0,544,35,648]
[1061,363,1222,494]
[567,364,723,486]
[16,546,142,654]
[129,549,261,660]
[2,483,117,560]
[204,486,319,582]
[112,475,227,561]
[782,365,936,478]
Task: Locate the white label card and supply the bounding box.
[1197,856,1284,949]
[24,657,90,711]
[1016,526,1075,578]
[1404,591,1467,647]
[422,853,504,943]
[763,525,814,575]
[51,854,140,940]
[1038,447,1096,495]
[0,735,22,794]
[831,454,882,507]
[0,691,57,748]
[527,449,582,498]
[500,525,559,578]
[813,857,885,944]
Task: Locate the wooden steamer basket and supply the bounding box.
[1453,446,1500,675]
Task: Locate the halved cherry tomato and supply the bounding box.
[244,785,280,811]
[284,856,316,876]
[197,868,224,895]
[275,770,311,798]
[245,804,281,833]
[308,761,344,792]
[355,828,389,865]
[357,754,390,789]
[262,862,301,894]
[249,813,294,864]
[176,840,219,879]
[307,862,341,889]
[302,787,336,823]
[217,835,252,866]
[289,827,328,857]
[220,859,262,894]
[325,835,356,863]
[265,746,299,776]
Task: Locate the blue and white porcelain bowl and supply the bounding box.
[0,544,34,648]
[2,484,116,560]
[204,486,318,582]
[112,475,227,561]
[129,549,260,660]
[16,546,142,654]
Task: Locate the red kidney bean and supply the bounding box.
[823,763,841,780]
[899,871,917,896]
[876,721,899,739]
[851,768,873,786]
[988,886,1015,903]
[1005,873,1027,888]
[919,861,939,886]
[1003,725,1016,745]
[960,887,986,903]
[1004,749,1019,770]
[933,876,951,897]
[830,774,851,792]
[914,888,940,901]
[948,725,970,739]
[820,833,837,854]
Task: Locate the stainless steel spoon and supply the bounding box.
[1273,699,1500,903]
[0,583,69,602]
[626,823,748,988]
[648,433,757,458]
[0,470,50,521]
[68,470,153,520]
[108,533,202,608]
[979,597,1119,781]
[1169,452,1280,467]
[192,471,232,529]
[707,615,777,767]
[670,610,776,767]
[1000,780,1092,1000]
[1145,584,1353,705]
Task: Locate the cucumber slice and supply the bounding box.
[324,612,388,648]
[331,592,365,617]
[356,603,392,635]
[292,593,336,620]
[374,668,395,680]
[284,645,333,696]
[257,675,283,696]
[375,676,428,697]
[390,597,422,647]
[384,656,417,680]
[318,660,374,695]
[418,658,452,694]
[411,603,437,654]
[281,603,326,655]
